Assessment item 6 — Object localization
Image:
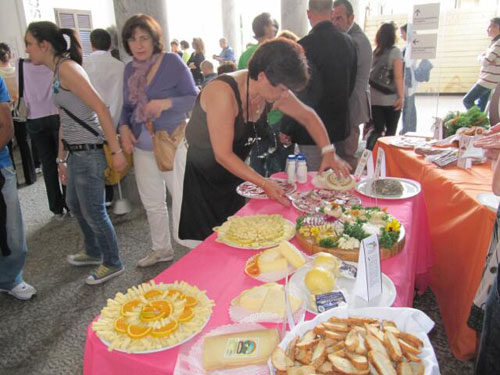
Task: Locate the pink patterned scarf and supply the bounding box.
[128,53,161,123]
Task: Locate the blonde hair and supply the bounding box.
[192,37,205,55]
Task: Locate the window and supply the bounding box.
[54,9,93,57]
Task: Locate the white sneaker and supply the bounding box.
[0,281,37,300]
[137,250,174,267]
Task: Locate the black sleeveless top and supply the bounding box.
[179,75,261,241]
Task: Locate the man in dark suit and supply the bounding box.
[281,0,357,170]
[333,0,372,169]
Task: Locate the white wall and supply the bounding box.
[0,0,28,60]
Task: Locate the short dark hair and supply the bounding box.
[252,13,272,38]
[90,28,111,51]
[400,23,407,33]
[333,0,353,16]
[0,43,11,63]
[217,61,237,75]
[248,38,309,92]
[121,14,164,56]
[180,40,189,49]
[374,22,396,56]
[170,39,179,46]
[309,0,333,13]
[491,17,500,28]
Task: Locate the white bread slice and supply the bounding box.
[352,326,367,338]
[314,323,326,336]
[409,361,425,375]
[384,331,403,362]
[272,347,294,371]
[403,351,422,363]
[328,316,351,325]
[286,365,316,375]
[328,354,370,375]
[398,339,422,356]
[295,347,313,365]
[347,316,378,326]
[324,321,351,332]
[296,330,318,350]
[368,350,397,375]
[310,339,327,368]
[317,359,334,374]
[287,336,300,361]
[325,330,347,341]
[364,323,385,342]
[398,332,423,349]
[384,326,401,337]
[333,348,346,358]
[365,335,389,358]
[345,351,369,371]
[354,334,367,355]
[396,361,413,375]
[382,320,397,329]
[345,330,360,352]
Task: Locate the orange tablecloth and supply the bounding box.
[375,137,496,360]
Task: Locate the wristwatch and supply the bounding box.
[321,144,336,155]
[56,158,67,164]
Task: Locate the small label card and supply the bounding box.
[457,135,473,169]
[354,149,372,179]
[374,148,386,179]
[315,290,347,313]
[354,234,382,302]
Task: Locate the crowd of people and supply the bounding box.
[0,1,499,372]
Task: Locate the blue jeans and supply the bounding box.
[0,166,27,290]
[401,94,417,134]
[476,269,500,375]
[66,149,122,268]
[463,84,491,112]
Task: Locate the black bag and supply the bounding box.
[12,58,28,122]
[414,59,433,82]
[369,48,396,95]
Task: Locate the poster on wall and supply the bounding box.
[412,3,440,30]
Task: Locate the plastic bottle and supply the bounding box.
[286,154,297,183]
[296,154,308,184]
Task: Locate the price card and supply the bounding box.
[354,234,382,302]
[374,148,386,179]
[354,149,373,178]
[457,135,473,169]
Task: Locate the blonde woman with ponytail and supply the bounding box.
[25,21,127,285]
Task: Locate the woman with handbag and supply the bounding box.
[119,14,198,267]
[366,22,404,150]
[25,21,128,285]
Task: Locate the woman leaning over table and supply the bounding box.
[24,22,127,284]
[119,14,198,267]
[366,22,404,150]
[473,125,500,375]
[177,39,350,244]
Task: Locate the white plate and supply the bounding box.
[477,192,500,212]
[356,177,421,200]
[215,218,296,250]
[97,314,211,354]
[289,264,396,314]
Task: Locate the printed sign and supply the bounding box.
[409,33,438,59]
[413,3,440,30]
[354,234,382,301]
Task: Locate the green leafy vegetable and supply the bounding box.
[319,238,338,248]
[444,106,490,137]
[379,228,399,248]
[343,222,369,241]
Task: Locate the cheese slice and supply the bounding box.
[277,241,306,269]
[257,256,288,274]
[259,246,282,262]
[239,285,270,311]
[202,328,280,371]
[260,285,303,317]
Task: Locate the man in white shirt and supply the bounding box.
[83,29,125,206]
[83,29,125,126]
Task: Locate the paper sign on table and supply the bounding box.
[354,234,382,302]
[354,149,373,179]
[457,135,473,169]
[374,148,386,179]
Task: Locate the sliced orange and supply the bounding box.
[144,289,163,299]
[151,320,178,338]
[168,289,185,299]
[140,304,166,322]
[178,307,194,322]
[150,300,172,316]
[183,295,198,308]
[127,324,152,339]
[114,317,129,334]
[120,299,141,316]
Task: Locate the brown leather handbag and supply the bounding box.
[147,120,187,171]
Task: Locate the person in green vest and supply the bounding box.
[238,13,278,70]
[180,40,191,64]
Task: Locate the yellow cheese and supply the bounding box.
[202,328,280,371]
[277,241,306,269]
[257,256,288,274]
[259,285,302,317]
[239,283,274,311]
[259,246,282,262]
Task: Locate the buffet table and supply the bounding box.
[375,137,497,360]
[83,172,433,375]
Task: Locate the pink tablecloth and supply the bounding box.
[83,173,433,375]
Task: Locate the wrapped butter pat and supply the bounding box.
[202,328,280,370]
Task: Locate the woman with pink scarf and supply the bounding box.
[119,14,198,267]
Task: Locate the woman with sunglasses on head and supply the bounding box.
[177,39,350,245]
[24,21,127,285]
[119,14,198,266]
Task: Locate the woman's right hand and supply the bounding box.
[393,97,404,111]
[58,163,68,185]
[120,125,137,154]
[261,179,290,207]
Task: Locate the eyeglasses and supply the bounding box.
[127,35,152,44]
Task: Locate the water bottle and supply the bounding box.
[296,154,308,184]
[286,154,297,183]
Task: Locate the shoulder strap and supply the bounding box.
[17,58,24,99]
[214,74,242,110]
[60,106,99,137]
